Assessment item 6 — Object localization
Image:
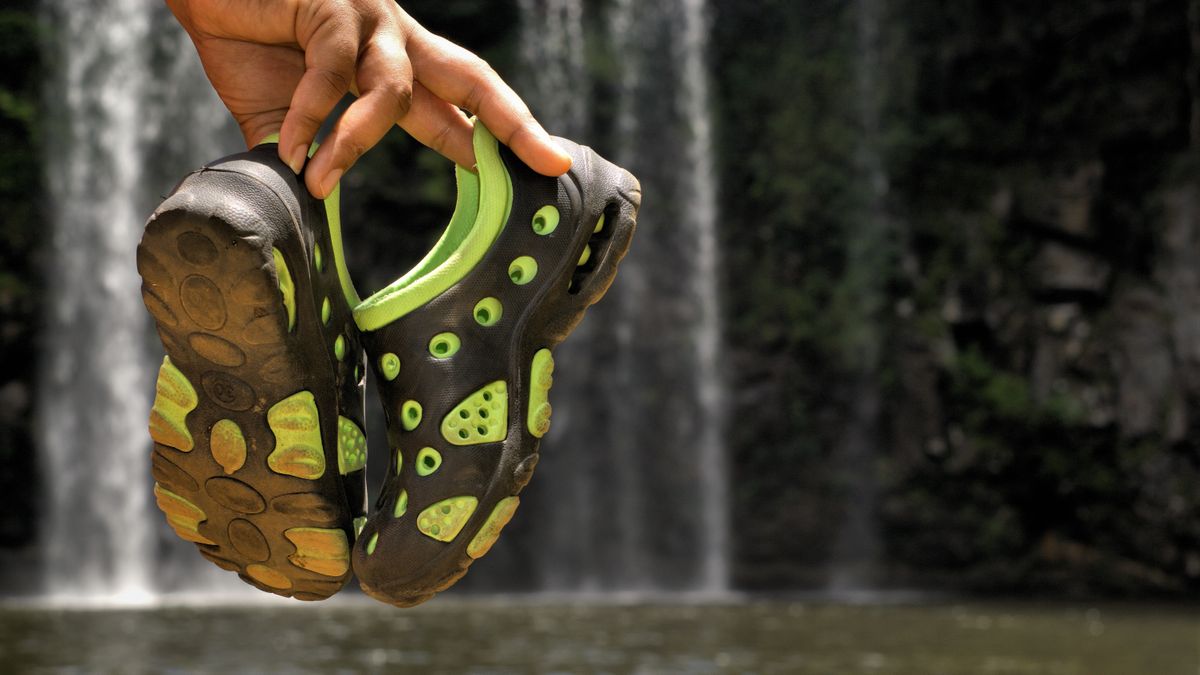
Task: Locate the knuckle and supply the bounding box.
[389,83,414,118]
[341,137,369,163]
[314,67,353,94]
[429,123,455,154]
[293,107,327,131]
[461,58,502,113]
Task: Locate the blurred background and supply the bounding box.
[1,0,1199,672]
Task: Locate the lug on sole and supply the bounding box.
[138,207,355,601]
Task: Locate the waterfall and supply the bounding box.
[828,0,889,592]
[508,0,729,592]
[38,0,238,601]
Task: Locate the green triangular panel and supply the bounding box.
[441,380,508,446]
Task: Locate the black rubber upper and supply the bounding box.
[352,140,641,607]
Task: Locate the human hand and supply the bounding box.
[166,0,572,198]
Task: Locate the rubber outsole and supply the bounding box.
[138,158,366,601]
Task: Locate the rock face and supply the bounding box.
[715,0,1200,594]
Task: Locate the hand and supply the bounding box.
[166,0,572,198]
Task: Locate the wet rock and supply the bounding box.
[1111,286,1173,438]
[1033,242,1110,295]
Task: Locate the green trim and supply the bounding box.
[441,380,508,446]
[393,489,408,518]
[256,133,359,308]
[353,122,513,331]
[527,349,555,438]
[267,391,325,480]
[337,416,367,474]
[417,496,478,542]
[149,356,198,452]
[467,496,520,559]
[272,248,297,332]
[323,182,361,308]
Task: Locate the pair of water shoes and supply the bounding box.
[137,122,640,606]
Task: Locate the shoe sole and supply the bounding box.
[138,164,365,600]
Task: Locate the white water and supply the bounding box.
[678,0,730,593]
[828,0,889,591]
[38,1,238,600]
[513,0,729,592]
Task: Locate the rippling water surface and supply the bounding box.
[0,599,1196,673]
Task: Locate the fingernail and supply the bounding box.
[536,127,571,166]
[287,145,308,174]
[319,169,343,198]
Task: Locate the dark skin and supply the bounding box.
[167,0,572,198]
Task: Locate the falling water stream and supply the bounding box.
[828,0,889,592]
[38,1,237,601]
[509,0,729,592]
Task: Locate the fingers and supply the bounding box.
[394,82,476,169]
[278,13,360,176]
[407,31,572,176]
[305,35,415,198]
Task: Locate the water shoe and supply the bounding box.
[350,122,640,607]
[137,144,367,600]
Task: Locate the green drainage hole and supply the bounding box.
[474,297,503,326]
[416,447,442,476]
[532,205,560,235]
[401,401,423,431]
[508,257,538,285]
[380,353,401,381]
[429,332,461,358]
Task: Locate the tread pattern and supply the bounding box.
[139,195,357,600]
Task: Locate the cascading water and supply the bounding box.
[828,0,889,593]
[501,0,729,592]
[38,1,238,601]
